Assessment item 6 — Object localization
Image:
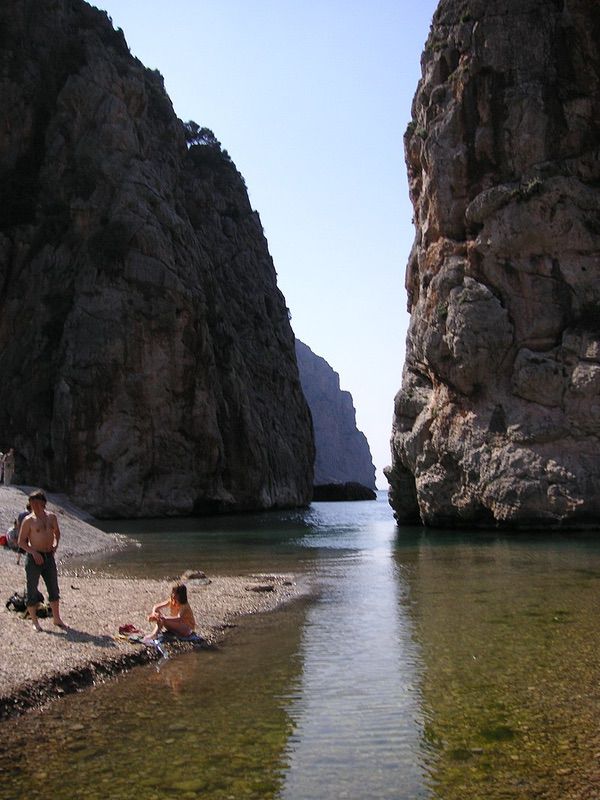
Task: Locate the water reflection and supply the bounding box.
[78,499,395,579]
[76,507,334,578]
[395,529,600,799]
[280,525,427,799]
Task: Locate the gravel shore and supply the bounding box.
[0,485,308,720]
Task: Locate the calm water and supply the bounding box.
[3,493,600,799]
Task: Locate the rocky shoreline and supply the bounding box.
[0,486,310,721]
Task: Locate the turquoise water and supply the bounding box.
[3,493,600,799]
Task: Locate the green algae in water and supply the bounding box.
[400,538,600,800]
[447,747,473,762]
[479,724,516,742]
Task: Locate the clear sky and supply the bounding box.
[97,0,439,488]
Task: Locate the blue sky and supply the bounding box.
[97,0,439,487]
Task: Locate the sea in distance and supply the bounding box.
[3,491,600,799]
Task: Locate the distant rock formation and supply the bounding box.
[387,0,600,528]
[295,340,376,492]
[0,0,314,517]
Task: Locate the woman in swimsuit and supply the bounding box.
[147,583,196,639]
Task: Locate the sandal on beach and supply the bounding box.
[115,633,145,644]
[119,624,141,635]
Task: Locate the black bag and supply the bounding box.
[5,590,48,615]
[6,591,27,613]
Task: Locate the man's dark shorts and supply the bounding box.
[25,552,60,605]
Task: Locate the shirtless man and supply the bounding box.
[17,489,66,631]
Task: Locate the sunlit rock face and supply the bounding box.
[0,0,314,516]
[295,340,377,491]
[387,0,600,528]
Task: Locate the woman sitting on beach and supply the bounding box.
[147,583,196,639]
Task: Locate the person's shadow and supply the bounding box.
[44,626,117,648]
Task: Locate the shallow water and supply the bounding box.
[3,495,600,799]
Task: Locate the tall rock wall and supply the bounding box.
[388,0,600,527]
[0,0,314,517]
[295,340,376,490]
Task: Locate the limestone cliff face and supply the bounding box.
[388,0,600,527]
[0,0,314,517]
[295,340,376,490]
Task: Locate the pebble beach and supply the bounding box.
[0,485,307,720]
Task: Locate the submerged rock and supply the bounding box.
[388,0,600,528]
[0,0,314,516]
[295,339,377,491]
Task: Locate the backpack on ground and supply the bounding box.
[4,525,19,551]
[5,590,50,617]
[5,591,27,613]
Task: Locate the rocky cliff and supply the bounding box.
[387,0,600,528]
[0,0,314,517]
[295,340,376,491]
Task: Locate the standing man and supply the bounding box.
[3,448,15,484]
[17,489,66,631]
